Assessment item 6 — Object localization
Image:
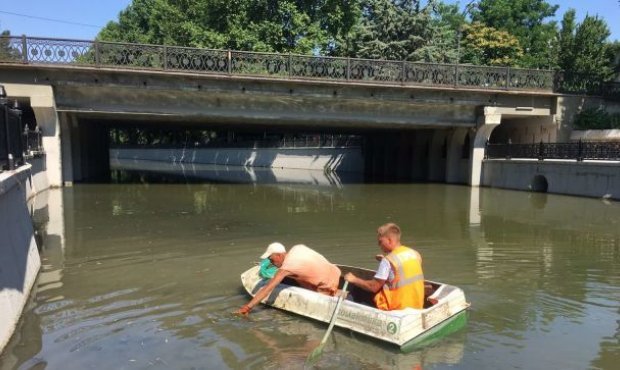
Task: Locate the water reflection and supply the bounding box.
[110,158,362,186]
[1,168,619,369]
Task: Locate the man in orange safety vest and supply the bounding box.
[344,223,424,310]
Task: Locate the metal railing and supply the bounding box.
[0,35,558,92]
[1,95,24,171]
[1,84,44,172]
[22,126,44,159]
[485,141,620,161]
[111,134,361,150]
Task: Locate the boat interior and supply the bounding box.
[281,264,441,309]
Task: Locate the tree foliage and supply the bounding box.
[471,0,559,68]
[346,0,456,62]
[557,8,576,71]
[0,28,21,62]
[97,0,361,55]
[461,22,523,66]
[574,107,620,130]
[559,12,614,83]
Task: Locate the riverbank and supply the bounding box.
[0,161,44,353]
[482,159,620,200]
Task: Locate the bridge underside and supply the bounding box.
[1,65,557,186]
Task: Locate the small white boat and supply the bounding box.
[240,264,470,349]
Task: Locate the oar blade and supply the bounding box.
[305,343,325,366]
[304,281,349,365]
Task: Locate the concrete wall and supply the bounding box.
[482,159,620,200]
[0,165,42,353]
[24,157,49,199]
[110,147,364,173]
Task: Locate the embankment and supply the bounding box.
[0,158,47,353]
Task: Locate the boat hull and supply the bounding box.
[240,264,469,347]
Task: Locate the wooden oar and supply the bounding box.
[305,281,349,365]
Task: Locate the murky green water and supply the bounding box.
[1,167,619,369]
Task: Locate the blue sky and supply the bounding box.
[1,0,619,42]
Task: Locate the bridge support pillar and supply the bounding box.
[446,128,470,184]
[428,130,448,182]
[470,107,501,186]
[59,113,75,186]
[4,84,62,187]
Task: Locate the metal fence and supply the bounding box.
[485,141,620,161]
[1,95,24,171]
[1,85,45,172]
[0,35,558,92]
[23,126,43,158]
[112,134,361,150]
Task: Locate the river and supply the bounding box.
[1,163,619,369]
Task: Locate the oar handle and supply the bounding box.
[319,280,349,345]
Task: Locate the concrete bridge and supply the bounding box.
[1,36,579,187]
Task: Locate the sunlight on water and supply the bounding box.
[1,167,619,369]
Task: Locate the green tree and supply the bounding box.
[572,16,613,81]
[97,0,361,55]
[461,22,523,66]
[574,107,620,130]
[348,0,454,62]
[557,8,576,71]
[434,1,478,64]
[471,0,559,68]
[0,28,21,62]
[415,2,461,63]
[607,41,620,78]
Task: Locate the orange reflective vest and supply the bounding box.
[374,245,424,310]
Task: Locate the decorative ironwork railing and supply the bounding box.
[1,94,24,171]
[23,126,44,158]
[0,35,561,92]
[485,141,620,161]
[1,84,44,172]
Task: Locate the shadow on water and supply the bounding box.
[225,308,467,370]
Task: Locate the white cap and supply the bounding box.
[260,242,286,259]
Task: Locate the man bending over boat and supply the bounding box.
[344,223,425,310]
[237,242,341,316]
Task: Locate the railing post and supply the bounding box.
[577,139,583,161]
[505,67,510,89]
[288,53,292,79]
[454,64,459,87]
[35,126,41,153]
[162,45,167,70]
[401,60,406,85]
[21,35,28,64]
[346,58,351,80]
[538,140,544,160]
[2,101,15,169]
[94,41,100,66]
[227,50,232,75]
[22,125,28,156]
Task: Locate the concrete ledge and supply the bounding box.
[482,159,620,200]
[0,165,41,354]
